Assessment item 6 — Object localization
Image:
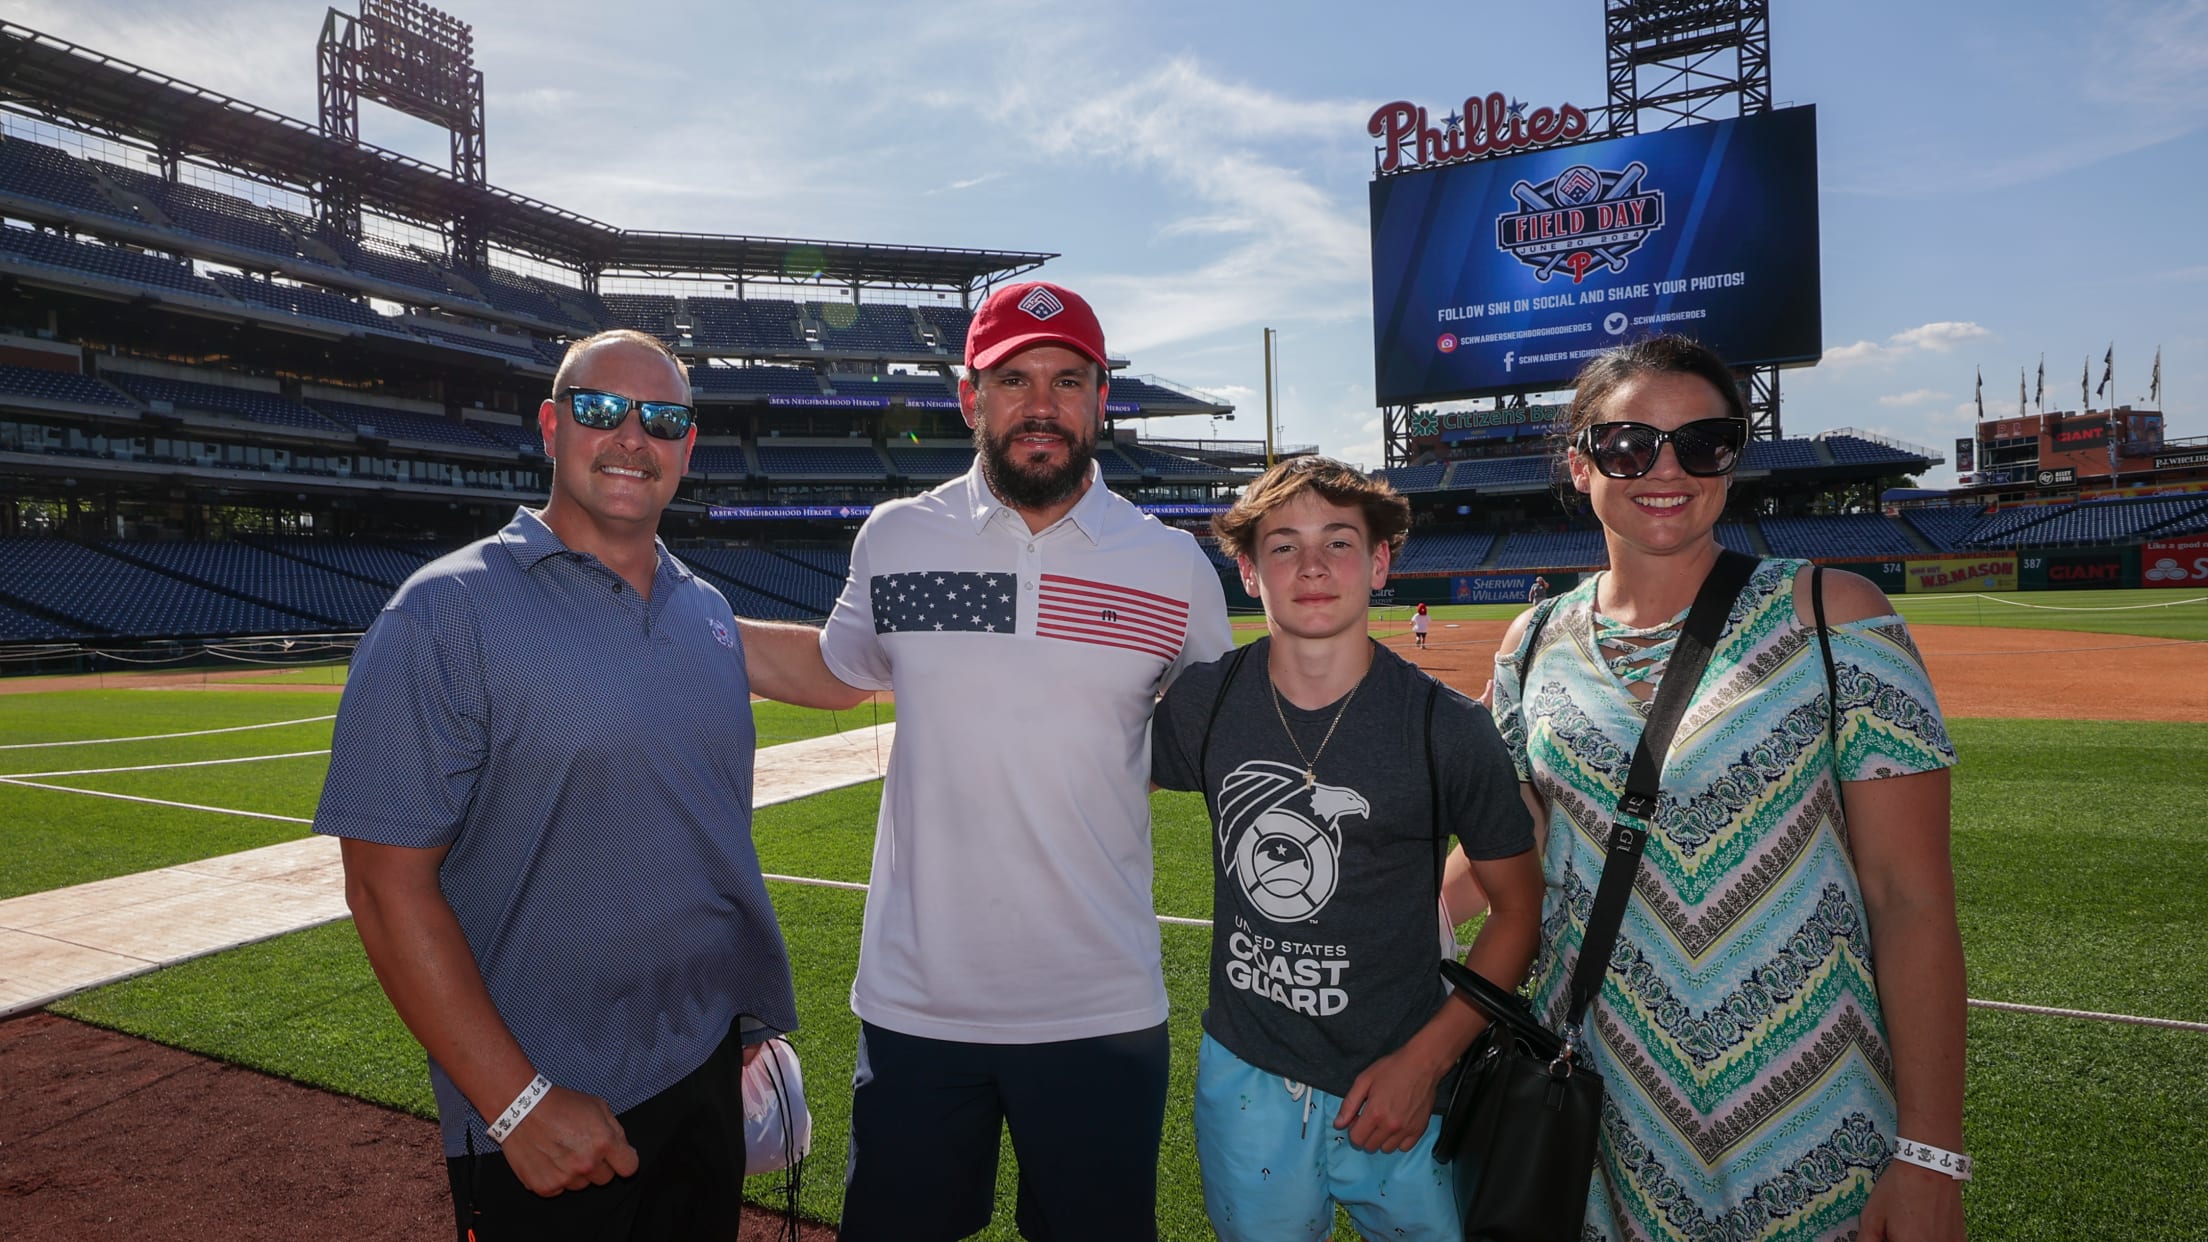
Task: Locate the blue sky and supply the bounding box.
[16,0,2205,484]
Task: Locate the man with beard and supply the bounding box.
[320,330,798,1240]
[740,281,1230,1240]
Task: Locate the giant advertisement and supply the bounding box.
[1904,554,2018,594]
[1370,106,1820,402]
[2143,536,2208,588]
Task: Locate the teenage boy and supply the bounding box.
[1149,457,1544,1240]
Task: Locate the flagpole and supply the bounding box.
[1262,327,1276,469]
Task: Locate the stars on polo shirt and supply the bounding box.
[870,570,1018,636]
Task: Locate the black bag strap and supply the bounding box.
[1811,566,1847,825]
[1564,549,1759,1039]
[1424,676,1444,906]
[1198,641,1257,825]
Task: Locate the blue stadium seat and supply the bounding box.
[1820,436,1928,468]
[107,373,339,433]
[1377,463,1446,492]
[309,400,504,450]
[245,537,433,590]
[105,540,391,628]
[2014,496,2208,547]
[0,224,224,299]
[0,363,138,408]
[0,596,86,641]
[1741,439,1822,472]
[0,538,311,637]
[210,272,388,331]
[1443,456,1553,490]
[604,293,678,340]
[691,365,823,400]
[1961,504,2068,547]
[755,444,887,478]
[1901,506,1984,551]
[687,444,751,476]
[1393,530,1496,574]
[1493,529,1608,569]
[886,444,974,478]
[675,547,833,619]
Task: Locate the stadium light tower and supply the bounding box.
[1604,0,1784,438]
[318,0,487,265]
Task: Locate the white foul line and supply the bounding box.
[0,714,337,751]
[6,749,332,779]
[0,777,315,824]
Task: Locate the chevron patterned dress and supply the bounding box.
[1491,559,1957,1242]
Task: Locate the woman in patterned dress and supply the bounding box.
[1471,336,1967,1241]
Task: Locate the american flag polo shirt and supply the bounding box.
[821,461,1233,1044]
[315,508,799,1156]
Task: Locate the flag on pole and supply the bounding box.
[2150,346,2162,406]
[1974,367,1984,420]
[2082,360,2090,413]
[2018,368,2027,417]
[2035,354,2044,412]
[2097,344,2113,399]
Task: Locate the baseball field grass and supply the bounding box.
[5,593,2204,1240]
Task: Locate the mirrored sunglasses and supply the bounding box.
[561,388,694,440]
[1576,417,1747,479]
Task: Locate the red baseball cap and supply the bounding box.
[965,281,1108,370]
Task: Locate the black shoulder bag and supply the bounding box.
[1431,549,1759,1242]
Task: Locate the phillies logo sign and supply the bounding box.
[1495,161,1666,284]
[1369,92,1590,174]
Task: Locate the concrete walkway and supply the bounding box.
[0,723,894,1018]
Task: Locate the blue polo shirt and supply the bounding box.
[315,507,798,1156]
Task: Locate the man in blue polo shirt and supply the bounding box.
[317,329,796,1241]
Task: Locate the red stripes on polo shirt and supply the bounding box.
[1035,573,1190,660]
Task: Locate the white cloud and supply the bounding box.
[1890,322,1994,353]
[1877,388,1953,408]
[1823,321,1995,369]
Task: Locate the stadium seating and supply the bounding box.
[1961,504,2068,547]
[2015,496,2208,547]
[1095,446,1140,479]
[308,399,504,450]
[678,547,840,616]
[1820,435,1927,468]
[0,596,85,641]
[686,297,806,352]
[1493,529,1608,569]
[467,266,595,331]
[886,444,974,477]
[686,444,751,476]
[1120,444,1229,478]
[1393,530,1496,574]
[245,537,433,589]
[1742,439,1822,472]
[913,305,971,353]
[1715,522,1758,555]
[1900,505,1984,551]
[0,224,224,299]
[407,322,548,364]
[811,303,922,353]
[1377,463,1446,492]
[324,236,458,301]
[837,373,955,403]
[603,293,678,340]
[691,365,822,400]
[1443,456,1553,490]
[465,419,544,453]
[754,444,888,478]
[773,547,852,582]
[0,538,310,637]
[155,180,299,259]
[209,272,389,332]
[0,137,132,220]
[0,363,138,408]
[106,373,339,433]
[104,540,391,627]
[1759,514,1919,559]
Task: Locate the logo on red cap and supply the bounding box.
[1017,286,1065,320]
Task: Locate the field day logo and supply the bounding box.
[1497,160,1666,283]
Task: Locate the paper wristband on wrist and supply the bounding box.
[486,1074,552,1144]
[1894,1137,1972,1181]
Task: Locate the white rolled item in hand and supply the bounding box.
[486,1074,553,1144]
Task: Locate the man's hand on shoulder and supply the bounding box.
[499,1086,639,1196]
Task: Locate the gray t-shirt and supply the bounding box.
[1152,639,1533,1100]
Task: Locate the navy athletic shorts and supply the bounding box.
[838,1020,1170,1242]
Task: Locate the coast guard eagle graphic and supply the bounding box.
[1216,761,1372,922]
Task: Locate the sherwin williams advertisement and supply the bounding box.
[1370,106,1821,402]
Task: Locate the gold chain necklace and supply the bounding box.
[1268,652,1370,788]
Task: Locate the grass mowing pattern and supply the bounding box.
[22,691,2208,1237]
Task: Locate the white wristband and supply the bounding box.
[1893,1137,1972,1181]
[486,1074,552,1144]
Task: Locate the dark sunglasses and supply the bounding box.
[1575,417,1747,479]
[559,388,695,440]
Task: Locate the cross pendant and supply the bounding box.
[1303,769,1316,788]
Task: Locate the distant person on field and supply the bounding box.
[1526,574,1550,605]
[738,280,1232,1241]
[317,330,795,1240]
[1412,599,1430,649]
[1150,457,1542,1241]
